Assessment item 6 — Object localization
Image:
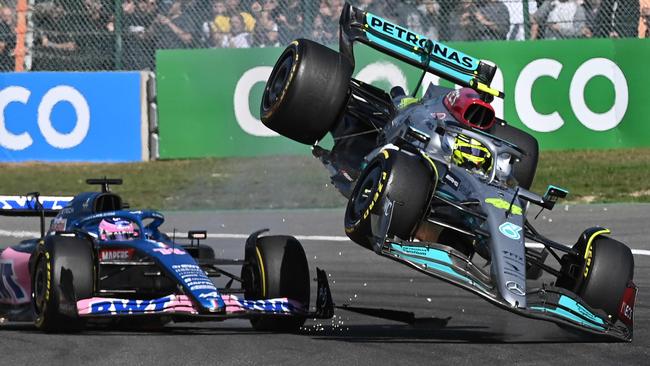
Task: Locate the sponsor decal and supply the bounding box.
[400,245,428,257]
[78,295,199,316]
[0,72,144,162]
[499,222,523,240]
[431,112,447,120]
[505,262,521,273]
[485,198,523,215]
[81,295,182,315]
[223,295,299,314]
[0,260,26,302]
[153,248,186,255]
[99,248,135,262]
[171,264,218,292]
[49,217,67,232]
[0,196,72,210]
[618,284,637,327]
[59,207,74,215]
[505,281,526,296]
[502,250,524,264]
[443,172,460,190]
[516,58,627,133]
[367,15,475,69]
[198,291,220,299]
[446,89,460,106]
[90,297,169,314]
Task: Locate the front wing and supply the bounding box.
[384,241,635,341]
[75,268,334,321]
[77,294,305,318]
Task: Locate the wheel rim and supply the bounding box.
[32,258,46,316]
[262,48,295,111]
[349,163,383,222]
[241,262,260,299]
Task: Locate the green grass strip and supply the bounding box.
[1,149,649,210]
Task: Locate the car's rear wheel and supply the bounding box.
[261,39,353,145]
[242,235,310,332]
[488,122,538,189]
[32,236,94,332]
[344,150,434,248]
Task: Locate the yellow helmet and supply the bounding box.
[452,134,493,173]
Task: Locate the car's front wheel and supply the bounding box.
[242,235,310,332]
[32,236,94,332]
[558,232,634,320]
[344,150,434,248]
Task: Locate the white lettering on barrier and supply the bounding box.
[232,57,629,138]
[515,58,564,132]
[569,58,628,132]
[0,85,91,150]
[233,66,279,137]
[38,85,90,148]
[487,60,504,119]
[355,61,409,95]
[0,86,32,150]
[516,58,628,132]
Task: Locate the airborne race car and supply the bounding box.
[0,179,333,332]
[260,3,637,341]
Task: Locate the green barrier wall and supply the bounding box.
[156,38,650,159]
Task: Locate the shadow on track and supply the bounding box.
[302,322,618,344]
[0,319,618,344]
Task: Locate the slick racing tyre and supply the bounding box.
[344,150,434,248]
[574,236,634,319]
[261,39,353,145]
[488,122,538,189]
[32,236,94,332]
[242,235,310,332]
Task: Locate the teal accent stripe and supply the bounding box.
[389,243,489,292]
[547,185,569,195]
[530,302,606,331]
[400,252,468,281]
[558,295,605,325]
[365,32,474,86]
[390,243,452,264]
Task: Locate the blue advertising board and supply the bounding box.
[0,72,143,162]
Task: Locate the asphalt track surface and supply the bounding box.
[1,204,649,365]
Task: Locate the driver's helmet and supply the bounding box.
[452,134,493,174]
[98,218,138,241]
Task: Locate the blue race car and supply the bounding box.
[0,178,332,332]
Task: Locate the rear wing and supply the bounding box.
[339,3,504,99]
[0,195,73,217]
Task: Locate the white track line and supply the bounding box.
[1,229,649,256]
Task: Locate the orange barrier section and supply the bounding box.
[14,0,27,71]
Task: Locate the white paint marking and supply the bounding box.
[1,229,649,256]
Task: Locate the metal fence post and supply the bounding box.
[114,0,123,70]
[523,0,531,40]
